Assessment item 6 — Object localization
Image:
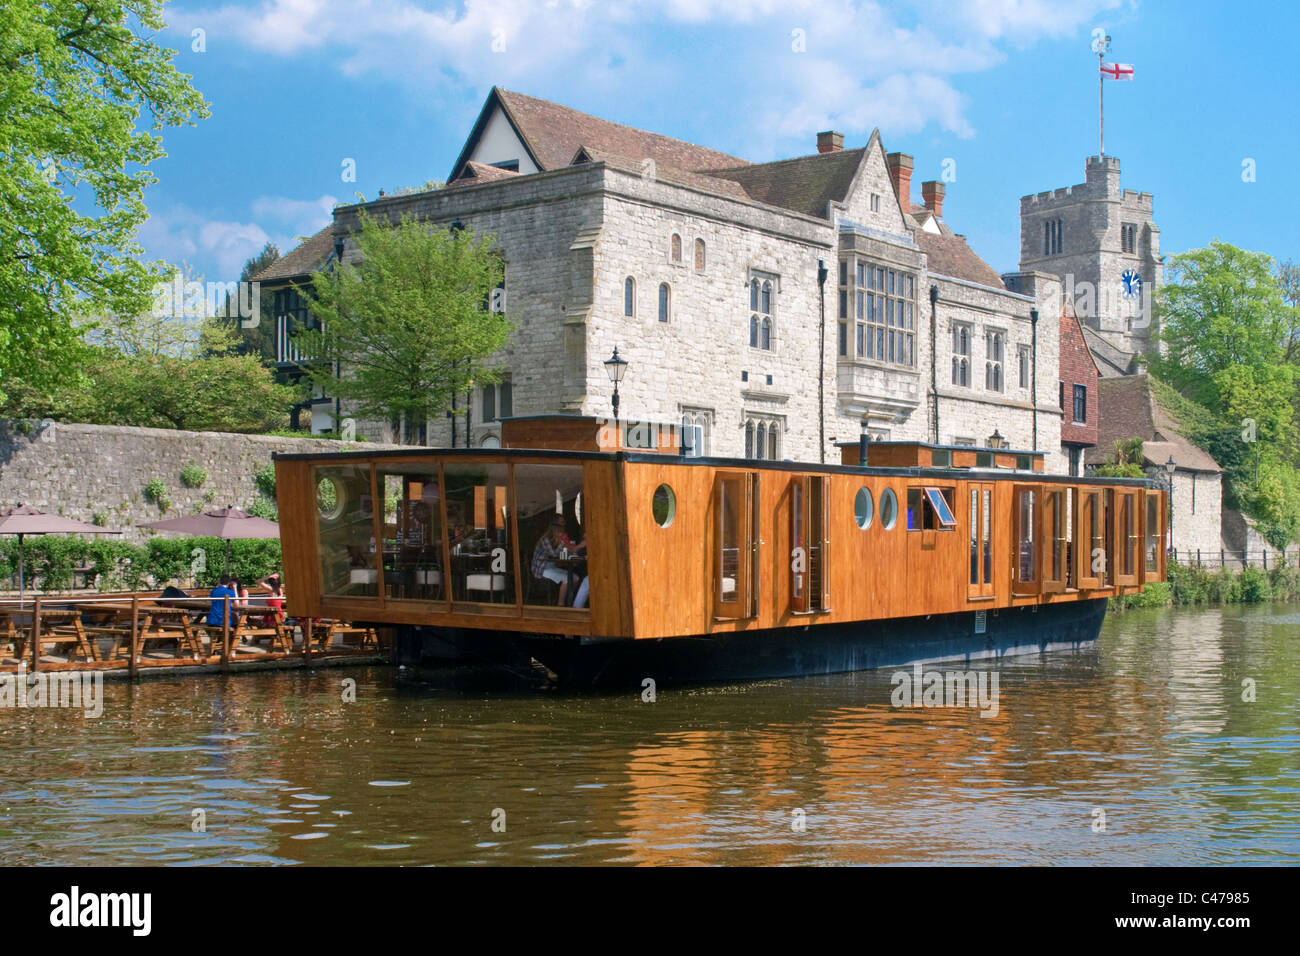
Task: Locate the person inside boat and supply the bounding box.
[531,515,584,605]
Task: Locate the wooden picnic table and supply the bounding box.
[75,602,206,661]
[1,608,92,662]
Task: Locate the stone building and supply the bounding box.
[1085,374,1222,557]
[1018,155,1162,364]
[261,88,1065,469]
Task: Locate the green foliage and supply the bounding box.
[179,460,207,489]
[1169,562,1210,605]
[142,478,169,511]
[254,464,276,500]
[1094,438,1147,478]
[1111,581,1171,609]
[1268,565,1300,602]
[91,511,108,527]
[1207,568,1242,604]
[246,497,277,520]
[0,0,209,404]
[294,210,516,428]
[1239,566,1273,603]
[1145,241,1300,549]
[0,535,281,593]
[231,242,281,362]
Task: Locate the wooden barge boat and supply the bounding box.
[273,415,1167,686]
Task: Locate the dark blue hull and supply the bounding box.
[393,598,1108,688]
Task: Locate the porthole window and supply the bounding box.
[316,476,344,520]
[854,487,874,529]
[652,484,676,527]
[879,487,898,530]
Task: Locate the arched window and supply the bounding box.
[750,279,759,311]
[761,317,771,350]
[744,421,754,459]
[761,281,772,314]
[694,238,705,270]
[670,234,682,263]
[658,282,670,323]
[768,423,778,459]
[750,314,759,347]
[624,276,635,317]
[756,423,767,460]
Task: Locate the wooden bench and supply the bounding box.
[314,619,379,652]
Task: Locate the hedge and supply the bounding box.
[0,535,282,593]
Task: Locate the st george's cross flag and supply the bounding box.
[1101,62,1134,80]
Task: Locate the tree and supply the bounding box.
[1150,241,1300,548]
[1279,258,1300,365]
[230,242,281,363]
[1,297,295,433]
[294,210,515,429]
[0,0,210,404]
[1152,241,1292,407]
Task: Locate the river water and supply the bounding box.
[1,604,1297,865]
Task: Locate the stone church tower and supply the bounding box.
[1018,156,1162,372]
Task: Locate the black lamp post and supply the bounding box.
[1165,455,1177,559]
[604,346,628,429]
[988,429,1006,450]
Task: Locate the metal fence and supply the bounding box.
[1170,549,1296,570]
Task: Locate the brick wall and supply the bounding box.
[1058,309,1099,447]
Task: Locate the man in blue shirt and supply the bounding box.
[208,575,239,629]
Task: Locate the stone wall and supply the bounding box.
[0,420,396,543]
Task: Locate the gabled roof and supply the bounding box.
[576,147,752,201]
[448,87,749,182]
[446,160,522,188]
[1085,373,1222,473]
[703,148,865,219]
[252,225,336,283]
[914,230,1004,288]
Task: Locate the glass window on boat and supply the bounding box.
[907,486,956,531]
[854,487,874,529]
[879,488,898,530]
[377,464,443,602]
[315,464,379,598]
[515,463,588,609]
[443,462,514,605]
[1015,487,1037,586]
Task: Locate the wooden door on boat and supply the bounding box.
[1076,489,1103,590]
[790,474,829,614]
[1011,484,1040,596]
[713,471,758,620]
[1039,488,1067,594]
[1114,488,1140,587]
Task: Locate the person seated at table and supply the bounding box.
[207,575,240,630]
[531,516,581,605]
[256,573,285,629]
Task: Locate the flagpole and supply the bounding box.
[1098,51,1104,156]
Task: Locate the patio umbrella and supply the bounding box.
[138,505,280,577]
[0,504,123,606]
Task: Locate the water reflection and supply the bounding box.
[0,605,1297,865]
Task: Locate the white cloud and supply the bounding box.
[169,0,1123,146]
[139,193,338,280]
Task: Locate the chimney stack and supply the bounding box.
[921,180,945,218]
[886,152,913,210]
[817,131,844,154]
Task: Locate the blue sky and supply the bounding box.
[143,0,1299,283]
